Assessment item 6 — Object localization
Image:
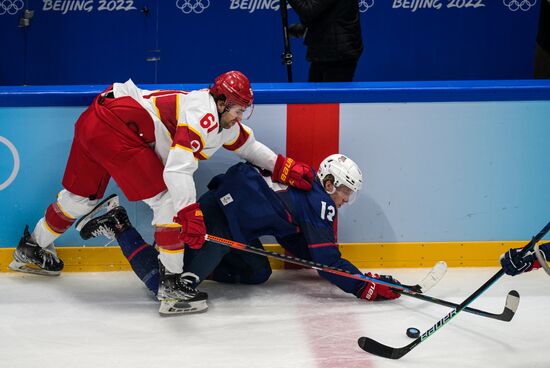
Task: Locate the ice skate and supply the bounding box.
[9,225,64,276]
[158,265,208,315]
[78,204,129,241]
[75,194,120,238]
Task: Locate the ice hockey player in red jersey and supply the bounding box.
[11,71,313,312]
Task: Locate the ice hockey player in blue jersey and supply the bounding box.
[80,154,401,313]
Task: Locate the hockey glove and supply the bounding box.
[356,273,401,301]
[174,203,206,249]
[271,154,314,191]
[500,243,549,276]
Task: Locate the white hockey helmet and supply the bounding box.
[317,154,363,193]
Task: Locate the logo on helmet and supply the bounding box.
[317,154,363,193]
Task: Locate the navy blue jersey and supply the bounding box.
[211,162,364,296]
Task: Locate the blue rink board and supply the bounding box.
[2,80,550,106]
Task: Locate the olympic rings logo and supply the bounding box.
[358,0,374,13]
[503,0,537,11]
[176,0,210,14]
[0,0,24,15]
[0,136,20,190]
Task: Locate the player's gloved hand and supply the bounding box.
[500,244,549,276]
[356,273,401,301]
[271,154,314,191]
[288,23,306,38]
[174,203,206,249]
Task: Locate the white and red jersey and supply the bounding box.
[112,79,277,212]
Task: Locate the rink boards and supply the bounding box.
[1,81,549,270]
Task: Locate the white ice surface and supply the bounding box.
[0,267,548,368]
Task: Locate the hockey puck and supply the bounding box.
[406,327,420,338]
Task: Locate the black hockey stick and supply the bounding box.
[280,0,293,82]
[206,234,441,292]
[358,220,550,359]
[396,289,519,322]
[206,234,519,321]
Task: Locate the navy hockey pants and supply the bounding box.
[184,190,272,285]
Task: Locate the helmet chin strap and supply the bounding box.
[216,105,230,126]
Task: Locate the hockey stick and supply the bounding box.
[206,234,521,321]
[358,220,550,359]
[397,289,519,322]
[206,234,442,293]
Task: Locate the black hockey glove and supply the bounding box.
[500,243,549,276]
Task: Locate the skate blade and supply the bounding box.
[75,194,120,232]
[8,261,61,276]
[159,299,208,316]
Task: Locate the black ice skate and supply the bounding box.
[75,194,121,239]
[78,205,130,241]
[9,225,64,276]
[158,265,208,316]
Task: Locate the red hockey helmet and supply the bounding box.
[210,71,254,108]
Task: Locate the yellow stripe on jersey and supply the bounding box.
[223,122,251,151]
[176,94,180,123]
[43,220,62,236]
[158,248,184,254]
[155,223,182,228]
[151,96,161,118]
[177,123,206,148]
[170,144,193,152]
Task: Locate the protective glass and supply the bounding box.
[335,184,358,205]
[228,103,254,121]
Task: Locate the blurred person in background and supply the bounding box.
[535,0,550,78]
[287,0,363,82]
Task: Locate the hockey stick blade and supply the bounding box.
[415,261,447,293]
[357,291,520,358]
[358,336,413,360]
[500,290,520,322]
[358,220,550,359]
[396,289,520,322]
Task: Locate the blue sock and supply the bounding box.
[117,227,159,295]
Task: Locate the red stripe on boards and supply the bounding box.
[285,103,340,269]
[286,104,339,171]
